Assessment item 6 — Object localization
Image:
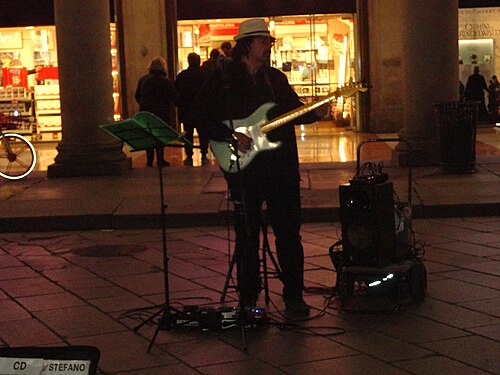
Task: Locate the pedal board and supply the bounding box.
[174,305,267,330]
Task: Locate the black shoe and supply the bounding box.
[158,160,170,167]
[284,297,311,318]
[146,161,153,167]
[201,156,209,165]
[183,156,193,166]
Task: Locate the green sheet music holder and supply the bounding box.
[100,111,198,351]
[100,111,192,151]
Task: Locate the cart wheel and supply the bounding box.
[409,260,427,303]
[337,271,354,304]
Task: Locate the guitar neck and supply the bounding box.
[260,94,337,134]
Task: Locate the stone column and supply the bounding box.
[48,0,131,178]
[396,0,459,165]
[165,0,179,130]
[367,0,404,133]
[115,0,166,119]
[356,0,370,132]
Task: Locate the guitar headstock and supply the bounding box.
[333,82,369,98]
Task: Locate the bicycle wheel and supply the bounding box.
[0,133,37,180]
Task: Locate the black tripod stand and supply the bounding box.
[100,112,196,352]
[221,208,282,304]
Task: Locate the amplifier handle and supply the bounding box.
[356,138,413,208]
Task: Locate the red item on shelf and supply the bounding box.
[2,67,28,89]
[37,66,59,81]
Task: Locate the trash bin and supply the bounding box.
[433,101,478,173]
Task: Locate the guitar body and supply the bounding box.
[210,83,368,173]
[210,102,282,173]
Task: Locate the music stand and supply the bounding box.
[100,111,193,352]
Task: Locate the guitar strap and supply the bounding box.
[263,69,277,102]
[220,62,235,133]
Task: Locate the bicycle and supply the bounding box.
[0,113,37,180]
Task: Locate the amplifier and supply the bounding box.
[339,181,396,267]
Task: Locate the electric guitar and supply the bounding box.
[210,83,368,173]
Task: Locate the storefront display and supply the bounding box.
[34,84,60,140]
[0,24,120,141]
[0,86,33,135]
[458,7,500,84]
[177,14,357,128]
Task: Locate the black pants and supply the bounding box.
[226,159,304,301]
[146,146,164,165]
[183,122,209,158]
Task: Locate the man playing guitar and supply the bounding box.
[189,18,329,318]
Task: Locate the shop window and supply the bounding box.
[177,14,358,127]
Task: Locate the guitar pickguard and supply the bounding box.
[210,102,281,173]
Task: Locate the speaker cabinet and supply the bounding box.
[339,181,396,267]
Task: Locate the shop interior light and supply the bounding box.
[338,137,348,162]
[300,124,305,141]
[336,35,348,110]
[40,29,49,51]
[183,31,193,47]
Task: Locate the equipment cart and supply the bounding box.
[331,138,427,307]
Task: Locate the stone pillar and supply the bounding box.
[115,0,166,119]
[356,0,370,132]
[367,0,404,133]
[165,0,178,80]
[165,0,179,130]
[48,0,131,178]
[396,0,459,165]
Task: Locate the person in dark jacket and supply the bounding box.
[487,75,499,120]
[201,48,220,75]
[175,52,210,165]
[465,66,489,120]
[135,57,178,167]
[189,19,328,318]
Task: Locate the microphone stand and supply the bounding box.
[220,59,251,350]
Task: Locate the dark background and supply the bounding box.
[1,0,498,27]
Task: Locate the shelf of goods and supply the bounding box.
[0,87,34,135]
[34,85,62,141]
[291,83,332,97]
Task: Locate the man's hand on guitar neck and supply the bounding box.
[315,103,330,119]
[232,132,253,153]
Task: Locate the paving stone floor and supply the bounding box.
[1,217,499,374]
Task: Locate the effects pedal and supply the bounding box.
[173,305,267,330]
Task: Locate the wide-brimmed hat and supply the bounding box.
[234,18,275,42]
